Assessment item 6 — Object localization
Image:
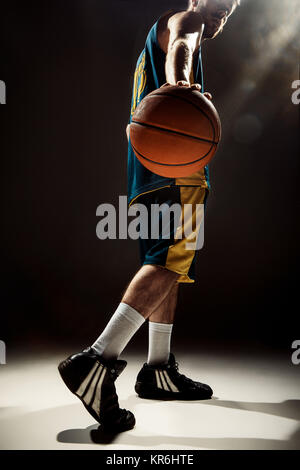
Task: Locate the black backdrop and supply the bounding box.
[1,0,299,352]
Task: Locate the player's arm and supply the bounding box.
[165,11,204,86]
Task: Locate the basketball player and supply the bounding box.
[58,0,240,432]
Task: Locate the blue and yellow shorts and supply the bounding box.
[136,186,209,283]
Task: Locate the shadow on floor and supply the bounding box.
[57,422,300,450]
[134,396,300,421]
[204,398,300,420]
[1,397,299,449]
[121,394,300,420]
[56,396,300,449]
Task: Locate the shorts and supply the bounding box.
[136,185,209,283]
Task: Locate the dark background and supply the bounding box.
[0,0,299,353]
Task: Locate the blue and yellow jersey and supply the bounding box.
[127,11,211,207]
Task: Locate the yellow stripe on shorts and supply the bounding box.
[165,186,206,283]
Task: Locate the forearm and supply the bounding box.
[165,40,193,85]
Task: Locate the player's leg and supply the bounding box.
[148,281,179,324]
[89,265,179,362]
[121,264,179,317]
[134,186,213,400]
[146,282,179,366]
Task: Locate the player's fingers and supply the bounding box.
[160,82,171,88]
[190,83,202,91]
[204,92,213,100]
[176,80,190,87]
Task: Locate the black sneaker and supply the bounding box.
[58,347,135,432]
[135,353,213,400]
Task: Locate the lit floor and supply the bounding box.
[0,347,299,450]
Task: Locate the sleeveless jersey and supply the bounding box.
[127,10,211,207]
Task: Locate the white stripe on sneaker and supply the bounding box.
[91,367,106,415]
[76,362,99,397]
[83,364,104,406]
[162,370,180,393]
[155,370,163,389]
[159,370,169,391]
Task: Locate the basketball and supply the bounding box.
[129,85,221,178]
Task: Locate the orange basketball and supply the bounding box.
[129,85,221,178]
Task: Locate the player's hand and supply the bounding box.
[178,82,213,101]
[203,92,213,100]
[160,80,198,89]
[160,81,212,100]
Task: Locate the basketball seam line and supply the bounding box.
[144,90,219,142]
[131,120,218,146]
[131,142,214,167]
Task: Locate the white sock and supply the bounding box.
[147,321,173,366]
[91,302,145,361]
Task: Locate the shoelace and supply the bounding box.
[144,360,197,385]
[109,368,119,381]
[169,361,196,385]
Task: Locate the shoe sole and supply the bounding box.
[58,357,135,432]
[135,383,212,401]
